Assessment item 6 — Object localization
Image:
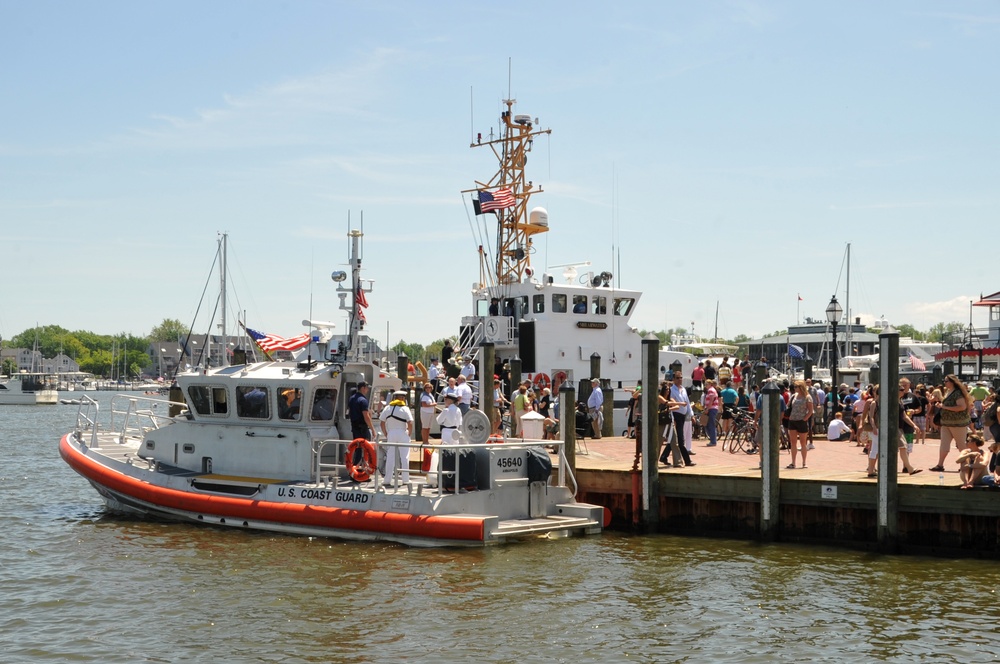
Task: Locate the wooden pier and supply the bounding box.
[563,433,1000,558]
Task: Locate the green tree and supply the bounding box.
[927,322,965,345]
[1,358,16,376]
[391,340,427,365]
[150,318,189,341]
[80,349,113,377]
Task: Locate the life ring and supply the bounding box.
[552,371,568,390]
[487,434,504,444]
[345,438,377,483]
[533,372,551,392]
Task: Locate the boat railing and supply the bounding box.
[311,437,572,498]
[74,395,102,447]
[73,394,185,449]
[108,394,184,444]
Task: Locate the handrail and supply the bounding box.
[311,436,565,498]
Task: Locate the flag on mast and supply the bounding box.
[477,188,515,213]
[246,328,310,352]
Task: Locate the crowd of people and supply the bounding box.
[352,344,1000,490]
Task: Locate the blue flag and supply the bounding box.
[788,343,804,359]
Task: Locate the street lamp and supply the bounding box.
[826,296,843,419]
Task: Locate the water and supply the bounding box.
[3,393,998,662]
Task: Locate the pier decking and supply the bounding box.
[561,432,1000,557]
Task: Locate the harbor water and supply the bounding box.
[2,393,998,663]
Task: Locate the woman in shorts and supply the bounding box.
[786,380,814,469]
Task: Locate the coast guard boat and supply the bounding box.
[458,98,694,424]
[60,230,606,547]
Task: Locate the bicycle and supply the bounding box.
[727,410,758,454]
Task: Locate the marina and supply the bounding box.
[3,393,999,661]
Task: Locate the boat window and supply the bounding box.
[310,388,336,422]
[211,387,228,414]
[572,295,588,314]
[552,294,567,313]
[475,298,489,316]
[519,296,528,316]
[532,294,545,314]
[592,296,607,315]
[502,298,516,317]
[278,387,302,421]
[236,386,270,419]
[188,386,211,415]
[614,297,635,316]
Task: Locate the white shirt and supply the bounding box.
[436,404,463,443]
[827,418,852,440]
[454,381,473,406]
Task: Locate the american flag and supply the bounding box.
[246,328,311,352]
[909,351,927,371]
[788,343,805,359]
[356,283,368,309]
[479,188,515,212]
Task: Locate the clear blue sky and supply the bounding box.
[2,1,997,346]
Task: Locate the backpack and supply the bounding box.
[984,401,999,428]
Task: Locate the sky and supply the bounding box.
[2,1,998,347]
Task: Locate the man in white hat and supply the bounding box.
[379,389,413,486]
[588,378,604,439]
[436,392,463,444]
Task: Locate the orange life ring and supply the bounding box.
[345,438,377,483]
[551,371,568,390]
[487,434,504,444]
[533,372,551,391]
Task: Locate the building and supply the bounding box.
[738,320,877,370]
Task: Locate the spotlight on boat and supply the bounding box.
[331,270,347,283]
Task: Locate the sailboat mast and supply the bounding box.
[714,301,719,342]
[219,232,228,367]
[845,243,851,356]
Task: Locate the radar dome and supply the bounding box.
[529,207,549,227]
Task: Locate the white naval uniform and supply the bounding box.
[436,403,463,445]
[379,403,413,484]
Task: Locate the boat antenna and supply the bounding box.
[307,249,314,365]
[507,56,512,101]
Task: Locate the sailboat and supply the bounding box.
[0,334,59,405]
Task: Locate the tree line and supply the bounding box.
[2,318,971,378]
[1,319,189,379]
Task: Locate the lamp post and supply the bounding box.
[826,296,843,421]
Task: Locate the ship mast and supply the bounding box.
[465,99,551,287]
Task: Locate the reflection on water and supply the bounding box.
[2,394,998,662]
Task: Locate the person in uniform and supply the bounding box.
[436,392,463,444]
[379,389,413,486]
[348,381,374,440]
